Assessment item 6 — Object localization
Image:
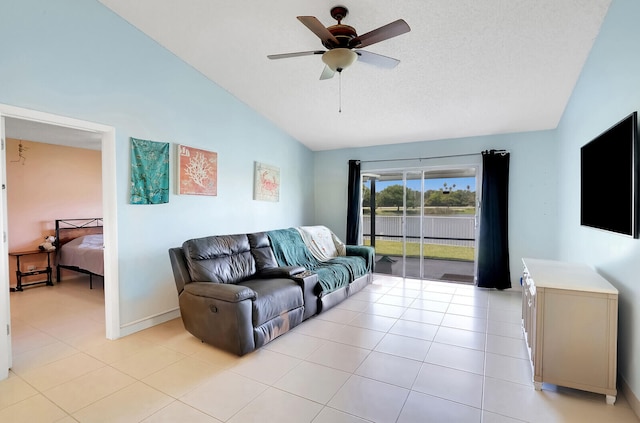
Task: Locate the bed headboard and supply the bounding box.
[55,218,103,248]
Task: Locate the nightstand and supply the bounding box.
[9,249,54,292]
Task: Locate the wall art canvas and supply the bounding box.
[177,144,218,196]
[130,137,170,204]
[254,162,280,202]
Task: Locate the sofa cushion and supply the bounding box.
[238,278,303,327]
[183,234,256,284]
[248,232,278,271]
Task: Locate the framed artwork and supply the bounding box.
[254,161,280,202]
[130,137,170,204]
[177,144,218,196]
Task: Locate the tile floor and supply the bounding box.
[3,274,639,422]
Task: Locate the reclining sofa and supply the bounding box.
[168,226,374,356]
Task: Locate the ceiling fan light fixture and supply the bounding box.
[322,48,357,72]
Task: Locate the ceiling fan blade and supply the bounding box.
[356,50,400,69]
[320,65,335,80]
[350,19,410,48]
[297,16,339,47]
[268,50,325,60]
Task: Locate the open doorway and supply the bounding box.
[362,166,479,283]
[0,104,119,379]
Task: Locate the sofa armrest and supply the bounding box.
[291,271,319,320]
[346,245,376,272]
[258,266,306,278]
[183,282,256,303]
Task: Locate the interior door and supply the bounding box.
[0,115,12,379]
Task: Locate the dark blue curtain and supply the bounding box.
[346,160,361,245]
[477,150,511,289]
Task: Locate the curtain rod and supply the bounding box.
[359,149,508,164]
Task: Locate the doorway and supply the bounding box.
[362,166,479,283]
[0,104,119,379]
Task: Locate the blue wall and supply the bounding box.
[555,0,640,402]
[0,1,315,327]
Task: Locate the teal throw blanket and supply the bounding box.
[267,228,368,294]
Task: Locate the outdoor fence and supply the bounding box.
[363,215,476,247]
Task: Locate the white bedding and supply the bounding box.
[59,234,104,276]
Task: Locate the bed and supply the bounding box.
[55,218,104,289]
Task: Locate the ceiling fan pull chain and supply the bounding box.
[339,71,342,113]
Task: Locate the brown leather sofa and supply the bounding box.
[168,229,374,356]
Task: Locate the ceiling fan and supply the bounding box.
[268,6,411,80]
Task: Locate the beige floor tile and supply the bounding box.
[375,294,415,307]
[347,312,397,332]
[180,371,267,421]
[481,410,524,423]
[0,394,67,423]
[229,348,301,385]
[306,341,370,372]
[315,307,360,323]
[328,324,385,349]
[10,341,80,375]
[333,297,370,312]
[190,344,241,369]
[487,320,524,339]
[111,344,186,379]
[6,275,639,423]
[274,361,350,403]
[71,381,173,423]
[374,333,431,361]
[385,287,422,299]
[446,303,488,318]
[0,371,38,409]
[421,291,454,303]
[485,352,532,385]
[43,366,136,414]
[401,308,445,325]
[312,407,371,423]
[434,325,487,351]
[412,362,484,408]
[142,356,224,398]
[10,328,58,355]
[397,391,481,423]
[424,342,485,375]
[348,290,383,303]
[263,331,326,359]
[142,400,223,423]
[292,317,344,339]
[388,319,438,341]
[409,298,450,312]
[19,352,104,391]
[328,375,409,423]
[441,313,487,333]
[355,351,422,388]
[228,387,323,423]
[451,293,490,308]
[486,333,529,359]
[84,336,156,364]
[364,302,406,319]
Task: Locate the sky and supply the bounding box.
[365,177,476,192]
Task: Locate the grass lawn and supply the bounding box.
[364,239,475,261]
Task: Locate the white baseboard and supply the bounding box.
[118,308,181,338]
[620,375,640,419]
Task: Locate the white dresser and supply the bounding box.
[521,258,618,404]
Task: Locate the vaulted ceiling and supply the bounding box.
[93,1,611,151]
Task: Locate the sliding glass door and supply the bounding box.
[362,167,478,283]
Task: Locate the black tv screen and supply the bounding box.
[581,111,638,238]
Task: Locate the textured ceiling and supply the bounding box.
[96,0,611,151]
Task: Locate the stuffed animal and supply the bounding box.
[38,235,56,251]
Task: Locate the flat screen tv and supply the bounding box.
[581,111,638,238]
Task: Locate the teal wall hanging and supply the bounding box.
[130,137,170,204]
